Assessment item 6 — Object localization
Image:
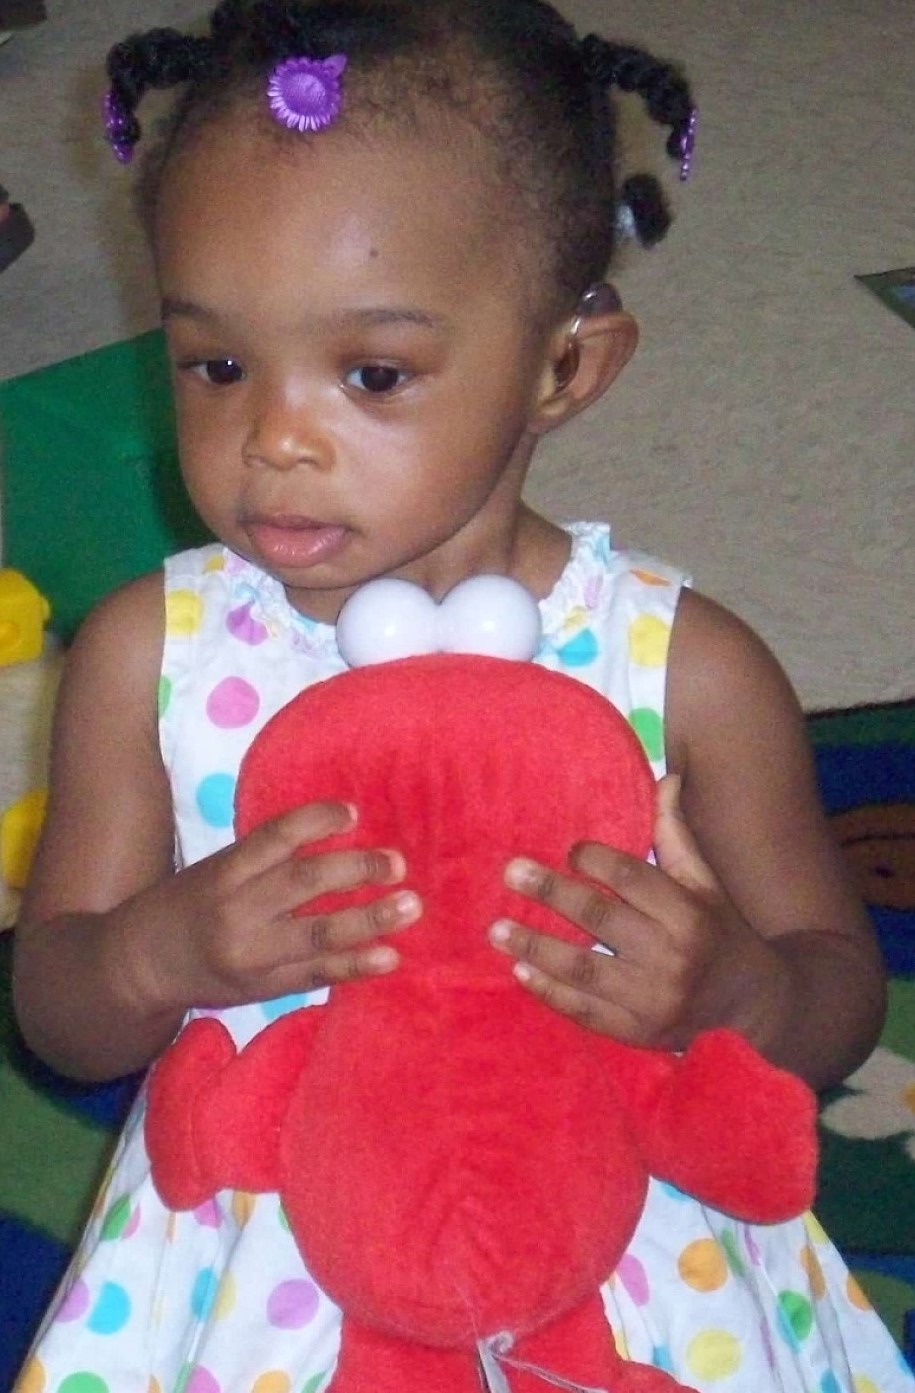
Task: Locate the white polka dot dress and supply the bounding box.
[18,525,914,1393]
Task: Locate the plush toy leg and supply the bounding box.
[505,1296,695,1393]
[329,1316,479,1393]
[146,1009,322,1205]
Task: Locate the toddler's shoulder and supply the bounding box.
[670,589,790,690]
[77,545,230,636]
[50,569,168,773]
[667,589,806,771]
[71,566,166,669]
[63,545,227,708]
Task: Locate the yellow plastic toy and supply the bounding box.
[1,788,48,890]
[0,567,51,664]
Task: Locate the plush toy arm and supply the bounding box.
[146,1016,236,1209]
[604,1028,817,1221]
[146,1008,323,1207]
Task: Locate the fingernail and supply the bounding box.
[366,946,398,973]
[513,962,533,984]
[393,890,421,922]
[489,919,513,946]
[342,803,358,826]
[505,858,539,891]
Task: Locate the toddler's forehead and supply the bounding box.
[169,91,504,200]
[155,108,539,313]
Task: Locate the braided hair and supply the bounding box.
[105,0,695,317]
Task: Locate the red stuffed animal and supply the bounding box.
[146,655,817,1393]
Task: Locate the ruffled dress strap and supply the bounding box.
[539,522,689,779]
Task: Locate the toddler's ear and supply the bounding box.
[529,310,639,435]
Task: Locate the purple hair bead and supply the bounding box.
[102,87,134,164]
[267,54,347,133]
[679,106,698,181]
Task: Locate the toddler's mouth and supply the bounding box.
[244,515,351,569]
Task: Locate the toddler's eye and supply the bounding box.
[344,364,410,395]
[191,358,245,386]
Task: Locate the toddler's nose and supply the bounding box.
[243,383,333,472]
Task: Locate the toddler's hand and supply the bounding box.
[121,802,421,1016]
[488,776,778,1050]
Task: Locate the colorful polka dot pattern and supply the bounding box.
[20,527,915,1393]
[165,589,203,638]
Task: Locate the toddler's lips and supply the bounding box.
[245,518,351,568]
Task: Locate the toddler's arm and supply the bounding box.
[491,589,885,1090]
[12,575,419,1081]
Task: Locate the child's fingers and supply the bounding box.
[502,826,724,963]
[280,842,407,910]
[204,876,421,1000]
[287,882,422,957]
[564,836,722,943]
[487,922,648,1041]
[489,915,617,976]
[237,802,410,919]
[503,854,650,954]
[270,889,423,989]
[230,800,358,881]
[652,774,720,894]
[512,965,648,1041]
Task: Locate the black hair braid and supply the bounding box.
[208,0,248,49]
[579,37,692,133]
[206,0,406,68]
[106,29,214,155]
[579,34,692,248]
[620,174,671,248]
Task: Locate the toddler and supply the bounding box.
[12,1,913,1390]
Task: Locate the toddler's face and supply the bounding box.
[154,109,558,621]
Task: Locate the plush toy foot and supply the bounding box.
[330,1316,478,1393]
[502,1296,697,1393]
[145,1016,236,1209]
[327,1291,697,1393]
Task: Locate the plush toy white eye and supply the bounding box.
[336,577,438,667]
[336,574,542,667]
[439,575,542,661]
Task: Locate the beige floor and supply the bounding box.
[0,1,913,865]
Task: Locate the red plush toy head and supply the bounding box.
[147,654,817,1393]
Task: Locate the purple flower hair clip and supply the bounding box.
[267,54,347,133]
[102,87,135,164]
[679,106,698,181]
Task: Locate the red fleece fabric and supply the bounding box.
[146,655,817,1393]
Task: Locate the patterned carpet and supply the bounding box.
[808,699,915,1366]
[0,699,913,1389]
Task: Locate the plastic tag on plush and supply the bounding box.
[146,655,817,1393]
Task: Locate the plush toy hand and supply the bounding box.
[489,775,780,1052]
